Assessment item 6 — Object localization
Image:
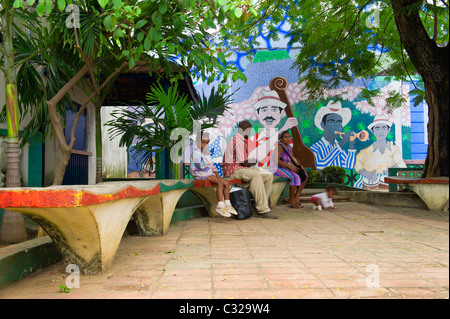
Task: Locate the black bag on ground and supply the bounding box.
[229,186,253,220]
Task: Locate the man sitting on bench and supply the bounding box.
[222,121,278,219]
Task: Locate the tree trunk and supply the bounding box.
[0,141,27,243]
[423,78,449,177]
[0,3,27,243]
[391,0,449,178]
[53,148,71,185]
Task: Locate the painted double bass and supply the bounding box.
[269,76,318,170]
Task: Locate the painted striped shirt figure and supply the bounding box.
[311,100,357,170]
[310,137,357,170]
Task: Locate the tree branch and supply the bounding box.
[400,41,421,92]
[47,63,91,107]
[433,0,438,42]
[341,0,374,42]
[390,0,442,81]
[68,62,128,150]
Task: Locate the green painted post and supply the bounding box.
[27,136,43,187]
[156,149,171,179]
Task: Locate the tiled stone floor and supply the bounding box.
[0,202,448,299]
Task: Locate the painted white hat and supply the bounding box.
[252,90,287,110]
[368,114,392,130]
[314,100,352,130]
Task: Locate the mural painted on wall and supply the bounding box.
[196,75,414,189]
[289,79,412,189]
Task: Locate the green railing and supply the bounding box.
[387,167,423,192]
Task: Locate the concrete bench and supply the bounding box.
[0,177,288,274]
[384,177,449,213]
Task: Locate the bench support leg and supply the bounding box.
[134,189,188,236]
[189,188,223,217]
[11,197,144,274]
[269,182,288,210]
[409,184,450,212]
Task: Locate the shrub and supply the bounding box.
[308,170,324,183]
[320,166,347,184]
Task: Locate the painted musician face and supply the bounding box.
[256,105,284,129]
[371,124,391,141]
[321,113,343,141]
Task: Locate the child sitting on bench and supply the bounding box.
[189,131,237,218]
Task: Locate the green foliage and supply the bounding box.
[3,0,263,149]
[15,26,85,146]
[410,80,426,107]
[357,122,366,131]
[222,0,448,111]
[308,170,324,183]
[359,88,381,107]
[59,284,71,293]
[302,135,311,146]
[301,118,313,129]
[401,125,412,160]
[320,166,347,184]
[195,86,235,125]
[385,90,407,113]
[308,166,347,184]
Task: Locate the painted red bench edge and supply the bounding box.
[0,185,162,209]
[0,179,247,209]
[384,177,449,185]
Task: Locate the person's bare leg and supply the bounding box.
[220,178,237,215]
[221,178,230,201]
[289,186,299,207]
[314,198,323,207]
[293,186,302,206]
[205,175,232,217]
[294,180,307,206]
[206,175,224,202]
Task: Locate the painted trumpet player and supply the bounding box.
[310,101,357,171]
[354,115,407,190]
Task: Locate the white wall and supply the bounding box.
[101,106,128,178]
